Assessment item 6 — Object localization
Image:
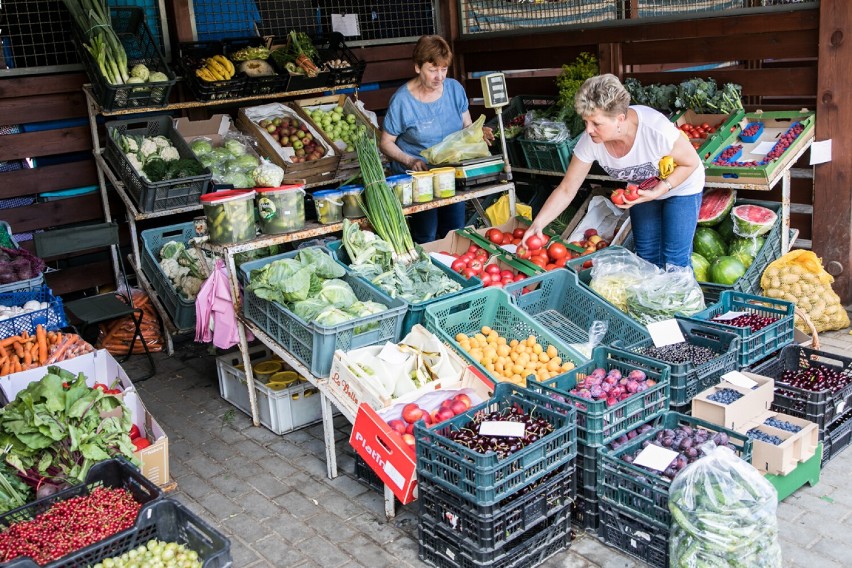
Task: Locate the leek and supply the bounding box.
[63,0,129,85]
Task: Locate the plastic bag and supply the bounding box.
[669,442,782,568]
[626,265,706,324]
[485,194,532,226]
[420,115,490,164]
[760,250,850,333]
[569,320,607,359]
[97,288,164,354]
[589,248,661,312]
[566,195,628,242]
[524,116,572,143]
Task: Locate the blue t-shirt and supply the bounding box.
[383,78,468,173]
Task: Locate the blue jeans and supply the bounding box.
[629,193,702,268]
[410,202,466,244]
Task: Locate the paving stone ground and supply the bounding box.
[127,323,852,568]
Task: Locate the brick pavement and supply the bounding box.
[127,324,852,568]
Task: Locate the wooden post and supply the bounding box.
[814,0,852,303]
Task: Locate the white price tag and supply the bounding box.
[836,401,846,415]
[713,310,748,321]
[500,244,518,254]
[722,371,758,390]
[330,13,360,37]
[479,420,525,438]
[429,252,457,268]
[632,444,679,472]
[646,319,686,348]
[377,342,408,365]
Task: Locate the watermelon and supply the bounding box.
[710,256,747,285]
[715,214,735,243]
[728,236,765,269]
[698,188,736,226]
[731,204,777,237]
[691,252,710,282]
[693,227,727,263]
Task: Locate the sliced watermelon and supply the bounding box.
[732,204,777,237]
[697,188,736,226]
[693,227,727,263]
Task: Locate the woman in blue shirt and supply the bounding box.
[380,35,493,243]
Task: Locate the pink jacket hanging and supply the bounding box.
[196,259,250,349]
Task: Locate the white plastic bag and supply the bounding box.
[566,195,628,243]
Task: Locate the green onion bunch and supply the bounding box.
[63,0,129,85]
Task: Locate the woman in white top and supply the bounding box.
[523,74,704,268]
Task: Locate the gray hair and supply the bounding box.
[574,74,631,118]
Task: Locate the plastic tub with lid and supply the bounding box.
[339,184,365,218]
[386,174,413,206]
[200,190,257,244]
[409,171,433,203]
[255,184,306,234]
[430,167,456,198]
[313,189,344,225]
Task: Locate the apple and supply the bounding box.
[450,400,468,415]
[402,403,424,424]
[388,419,406,435]
[453,393,472,410]
[434,408,455,423]
[401,433,415,447]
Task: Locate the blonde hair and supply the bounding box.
[574,74,631,118]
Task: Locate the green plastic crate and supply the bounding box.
[518,133,581,173]
[414,382,577,506]
[527,346,671,446]
[422,287,587,387]
[484,95,560,170]
[504,268,650,349]
[686,290,795,368]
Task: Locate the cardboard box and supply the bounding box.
[670,109,743,160]
[174,113,233,145]
[745,412,819,476]
[123,389,170,486]
[349,366,494,504]
[691,372,774,431]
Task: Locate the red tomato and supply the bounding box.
[531,257,548,269]
[129,424,141,439]
[468,259,484,274]
[512,228,526,239]
[611,189,626,205]
[513,273,525,282]
[481,273,492,285]
[475,248,489,259]
[451,259,466,272]
[500,270,514,280]
[526,235,544,251]
[545,263,557,271]
[486,228,504,244]
[463,268,477,279]
[511,237,521,245]
[491,281,504,289]
[548,243,568,261]
[485,264,501,276]
[460,252,474,262]
[132,438,152,451]
[468,245,480,254]
[516,246,531,260]
[554,258,568,268]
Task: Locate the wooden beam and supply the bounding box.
[0,161,97,200]
[0,194,105,233]
[0,92,87,125]
[0,73,86,98]
[0,127,92,162]
[813,0,852,303]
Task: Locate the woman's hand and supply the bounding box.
[520,224,544,247]
[408,158,428,171]
[483,126,495,146]
[611,182,668,209]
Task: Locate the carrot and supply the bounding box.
[1,361,10,376]
[12,341,24,359]
[36,325,48,364]
[46,337,72,364]
[0,336,21,348]
[12,358,21,374]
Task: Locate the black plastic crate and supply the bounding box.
[822,407,852,466]
[752,345,852,437]
[222,36,290,96]
[417,466,574,551]
[572,483,600,533]
[418,506,571,568]
[104,115,212,213]
[0,458,162,568]
[599,503,668,568]
[74,8,176,111]
[316,33,365,87]
[176,41,248,101]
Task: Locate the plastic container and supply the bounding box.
[410,171,434,202]
[599,503,669,568]
[313,189,344,225]
[430,166,456,198]
[386,174,413,206]
[340,184,365,218]
[252,359,283,383]
[139,223,198,330]
[255,185,306,234]
[0,286,67,339]
[200,190,256,244]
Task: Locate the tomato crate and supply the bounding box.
[504,268,650,351]
[752,345,852,436]
[104,115,213,213]
[599,502,668,568]
[139,222,199,330]
[572,442,600,532]
[414,382,578,506]
[418,505,571,568]
[686,290,795,368]
[527,346,671,446]
[618,318,740,406]
[597,412,752,528]
[670,109,744,159]
[73,8,176,112]
[518,133,581,173]
[0,458,162,568]
[417,465,574,551]
[327,240,483,337]
[0,285,67,339]
[176,40,248,101]
[422,287,587,388]
[240,248,407,378]
[822,407,852,466]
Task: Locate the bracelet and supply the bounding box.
[661,179,674,192]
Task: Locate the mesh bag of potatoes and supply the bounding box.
[760,250,850,333]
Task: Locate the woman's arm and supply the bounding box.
[626,133,702,204]
[461,110,494,145]
[379,130,427,171]
[522,156,593,244]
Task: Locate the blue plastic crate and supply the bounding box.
[326,240,483,337]
[0,286,66,339]
[414,382,578,506]
[139,223,198,330]
[240,247,406,378]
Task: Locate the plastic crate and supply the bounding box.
[0,222,45,294]
[572,441,600,532]
[822,407,852,466]
[504,268,650,349]
[414,382,578,506]
[0,458,162,568]
[686,290,795,368]
[104,115,212,213]
[222,37,289,96]
[597,412,752,527]
[518,133,581,173]
[418,465,573,550]
[422,287,586,388]
[139,222,198,330]
[619,318,740,406]
[327,240,484,337]
[527,346,671,446]
[240,247,407,378]
[751,344,852,436]
[215,346,322,435]
[74,8,176,111]
[599,503,668,568]
[418,505,571,568]
[317,34,366,87]
[176,41,248,101]
[0,286,67,339]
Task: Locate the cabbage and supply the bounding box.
[318,279,358,308]
[346,301,388,318]
[190,138,214,156]
[160,241,185,260]
[296,248,345,279]
[211,147,233,161]
[224,138,249,156]
[234,153,260,169]
[292,298,331,321]
[252,160,285,188]
[149,71,169,82]
[248,258,313,304]
[313,306,355,327]
[130,64,150,81]
[221,170,254,189]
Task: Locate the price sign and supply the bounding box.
[633,444,679,472]
[722,370,758,390]
[646,319,686,348]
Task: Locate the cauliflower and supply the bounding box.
[126,153,145,172]
[252,160,285,188]
[177,274,204,299]
[120,135,139,154]
[130,63,150,82]
[159,146,180,162]
[139,138,159,159]
[159,257,190,285]
[159,241,185,260]
[152,136,171,149]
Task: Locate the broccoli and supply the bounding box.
[143,157,168,182]
[166,159,206,179]
[159,146,180,162]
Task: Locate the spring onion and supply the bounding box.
[63,0,129,85]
